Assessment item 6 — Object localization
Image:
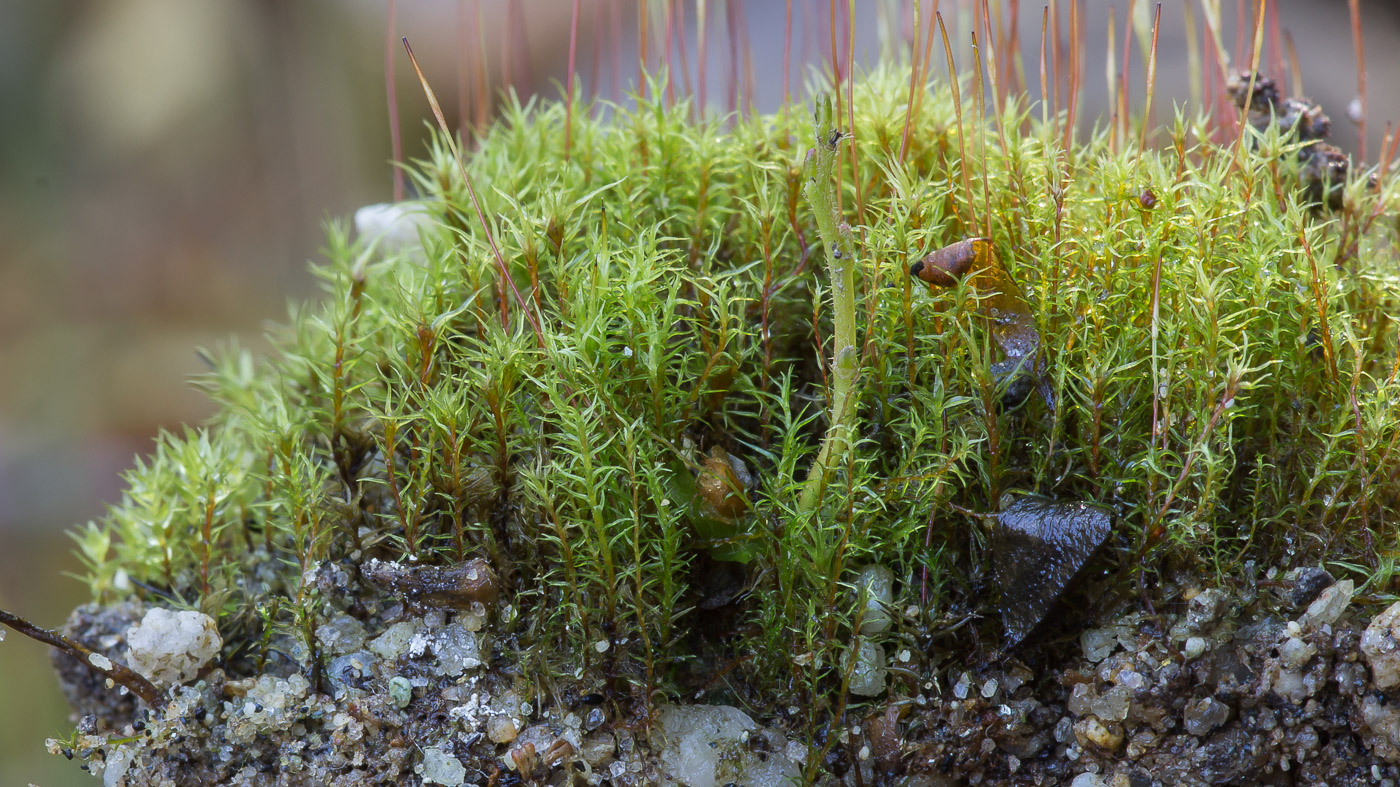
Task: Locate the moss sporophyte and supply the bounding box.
[5,17,1400,783]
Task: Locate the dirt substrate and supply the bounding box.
[48,560,1400,786]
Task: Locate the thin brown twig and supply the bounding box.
[386,0,404,201]
[937,12,974,233]
[638,0,648,99]
[565,0,580,162]
[1064,0,1082,153]
[1348,0,1368,160]
[1230,0,1266,169]
[673,0,695,111]
[1137,3,1162,155]
[847,0,863,221]
[699,0,710,116]
[0,608,163,707]
[1283,29,1302,98]
[1267,0,1284,85]
[457,0,471,141]
[898,0,924,165]
[662,0,675,107]
[783,0,794,105]
[1039,5,1049,128]
[1118,0,1132,149]
[403,38,544,348]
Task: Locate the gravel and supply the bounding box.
[47,562,1400,786]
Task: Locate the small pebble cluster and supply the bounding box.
[872,569,1400,786]
[49,559,806,786]
[48,557,1400,786]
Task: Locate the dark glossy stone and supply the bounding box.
[992,496,1112,646]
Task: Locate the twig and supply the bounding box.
[402,37,545,349]
[0,608,162,707]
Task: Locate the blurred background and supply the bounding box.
[1,1,1396,783]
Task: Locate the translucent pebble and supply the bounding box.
[1362,601,1400,689]
[1116,670,1145,690]
[1280,637,1317,670]
[847,641,887,697]
[315,614,367,657]
[1301,580,1354,629]
[461,602,489,633]
[418,746,466,786]
[1089,685,1130,722]
[367,622,419,663]
[125,608,222,687]
[487,715,519,744]
[388,676,413,709]
[1068,683,1097,717]
[1183,637,1207,661]
[432,624,482,676]
[1080,628,1118,663]
[854,565,895,635]
[328,650,380,696]
[1182,697,1230,736]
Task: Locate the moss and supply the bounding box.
[64,61,1400,734]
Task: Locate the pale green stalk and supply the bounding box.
[799,93,860,514]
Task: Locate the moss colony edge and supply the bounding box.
[16,55,1400,783]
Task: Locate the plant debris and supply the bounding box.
[361,558,499,610]
[909,237,1051,409]
[1226,70,1351,208]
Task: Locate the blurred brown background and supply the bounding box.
[1,2,1396,784]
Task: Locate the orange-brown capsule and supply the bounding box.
[908,237,990,287]
[696,446,752,520]
[909,237,1051,410]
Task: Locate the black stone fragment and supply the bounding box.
[992,496,1112,646]
[1286,566,1335,610]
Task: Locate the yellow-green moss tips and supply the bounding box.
[60,62,1400,727]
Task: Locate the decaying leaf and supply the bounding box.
[991,496,1112,646]
[667,445,758,563]
[909,238,1049,408]
[696,446,753,520]
[362,557,498,609]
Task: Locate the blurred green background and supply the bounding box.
[1,1,1396,784]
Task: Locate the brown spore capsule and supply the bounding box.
[695,446,752,520]
[1138,188,1158,210]
[908,237,989,287]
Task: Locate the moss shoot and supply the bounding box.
[34,53,1400,781]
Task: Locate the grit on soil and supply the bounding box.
[47,557,1400,786]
